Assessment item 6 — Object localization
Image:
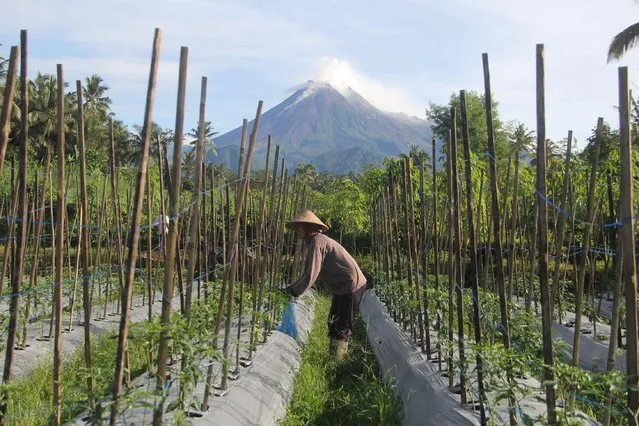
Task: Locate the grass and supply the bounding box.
[280,291,401,426]
[4,326,148,425]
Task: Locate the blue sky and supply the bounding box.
[3,0,639,149]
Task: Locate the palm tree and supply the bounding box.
[127,122,172,165]
[408,144,430,166]
[294,162,318,186]
[83,74,111,118]
[182,149,197,177]
[187,121,217,158]
[607,5,639,63]
[28,73,73,163]
[508,122,535,155]
[0,56,8,83]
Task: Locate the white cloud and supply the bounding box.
[312,57,426,117]
[5,0,639,146]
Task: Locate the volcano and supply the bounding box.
[210,80,436,174]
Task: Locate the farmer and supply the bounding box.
[284,210,367,361]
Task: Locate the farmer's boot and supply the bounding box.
[329,338,337,357]
[335,340,349,362]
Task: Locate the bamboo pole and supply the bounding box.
[76,84,94,403]
[153,43,189,426]
[535,44,556,424]
[47,164,56,337]
[237,119,248,178]
[212,181,229,349]
[0,45,19,178]
[220,101,263,392]
[178,76,207,409]
[482,52,515,425]
[446,130,455,389]
[403,157,423,348]
[110,29,161,426]
[571,118,602,375]
[264,159,286,340]
[52,62,66,426]
[482,53,510,348]
[384,187,397,321]
[0,33,28,424]
[22,155,50,347]
[20,194,35,349]
[450,107,466,402]
[67,200,83,330]
[157,136,167,259]
[103,207,113,320]
[210,125,247,358]
[233,191,251,374]
[460,90,486,423]
[432,139,442,370]
[266,164,287,334]
[202,165,209,298]
[550,132,572,317]
[185,76,207,316]
[618,66,639,423]
[147,171,153,316]
[419,157,432,358]
[75,85,95,404]
[108,120,125,317]
[391,174,402,283]
[604,207,624,426]
[507,148,520,301]
[400,158,416,339]
[247,137,271,361]
[200,177,226,410]
[0,184,18,300]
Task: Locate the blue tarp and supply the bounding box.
[278,301,299,340]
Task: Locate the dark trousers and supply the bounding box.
[327,285,366,342]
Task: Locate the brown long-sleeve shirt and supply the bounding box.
[288,233,367,297]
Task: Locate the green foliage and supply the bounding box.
[372,270,627,425]
[4,329,148,425]
[281,293,401,426]
[426,90,510,158]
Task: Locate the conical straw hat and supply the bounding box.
[285,210,329,232]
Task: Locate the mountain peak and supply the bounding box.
[282,79,359,112]
[291,79,355,98]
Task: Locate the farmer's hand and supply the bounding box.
[282,286,296,299]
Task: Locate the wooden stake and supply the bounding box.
[403,157,424,349]
[52,62,66,426]
[0,34,27,424]
[535,44,556,424]
[604,204,624,426]
[108,120,125,316]
[74,81,95,410]
[185,76,207,316]
[419,157,431,358]
[550,131,572,317]
[220,101,264,390]
[460,90,486,423]
[110,29,161,425]
[571,118,602,373]
[482,53,510,348]
[0,45,19,178]
[483,52,515,425]
[450,107,466,403]
[432,139,442,371]
[446,130,455,390]
[618,66,639,423]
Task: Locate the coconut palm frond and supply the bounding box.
[607,22,639,63]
